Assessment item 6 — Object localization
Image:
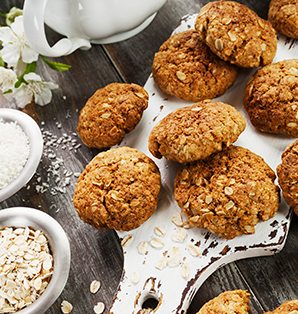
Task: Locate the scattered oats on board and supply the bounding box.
[150,237,165,248]
[155,255,168,270]
[61,300,73,313]
[138,241,149,255]
[172,227,187,242]
[121,234,134,247]
[131,271,140,284]
[94,301,105,314]
[172,212,183,227]
[167,246,181,267]
[154,227,166,237]
[187,244,202,257]
[181,262,190,279]
[90,280,101,294]
[0,227,53,312]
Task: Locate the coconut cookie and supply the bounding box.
[269,0,298,39]
[148,100,246,164]
[243,59,298,137]
[196,290,251,314]
[195,1,277,68]
[77,83,148,149]
[73,146,161,231]
[152,29,238,102]
[174,145,280,240]
[277,139,298,216]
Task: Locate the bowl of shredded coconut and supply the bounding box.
[0,108,43,202]
[0,207,71,313]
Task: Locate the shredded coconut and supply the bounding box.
[29,120,82,198]
[0,119,30,190]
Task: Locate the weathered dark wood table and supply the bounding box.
[0,0,298,313]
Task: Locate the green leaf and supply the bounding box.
[15,61,37,88]
[24,61,37,74]
[0,52,5,67]
[2,89,12,94]
[40,55,71,71]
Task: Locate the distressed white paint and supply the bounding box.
[109,14,295,314]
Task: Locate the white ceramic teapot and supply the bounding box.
[23,0,166,57]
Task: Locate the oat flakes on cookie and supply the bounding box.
[264,300,298,314]
[174,145,280,239]
[277,139,298,216]
[148,100,246,163]
[77,83,148,149]
[73,146,161,231]
[195,1,277,68]
[196,290,251,314]
[152,29,238,102]
[269,0,298,39]
[243,59,298,137]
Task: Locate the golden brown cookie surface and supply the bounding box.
[77,83,148,149]
[175,145,280,239]
[148,100,246,163]
[195,1,277,68]
[269,0,298,39]
[264,300,298,314]
[196,290,251,314]
[73,146,161,231]
[277,139,298,216]
[243,59,298,137]
[152,29,238,102]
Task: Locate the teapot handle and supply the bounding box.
[23,0,91,57]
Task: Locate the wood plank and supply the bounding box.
[0,1,125,312]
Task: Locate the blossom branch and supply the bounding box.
[0,7,70,108]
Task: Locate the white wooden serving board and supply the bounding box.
[108,14,296,314]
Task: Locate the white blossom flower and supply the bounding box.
[9,72,59,108]
[0,16,39,71]
[0,67,17,92]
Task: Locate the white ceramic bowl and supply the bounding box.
[0,207,71,313]
[0,108,43,202]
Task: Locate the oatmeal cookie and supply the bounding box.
[277,139,298,216]
[269,0,298,39]
[148,100,246,163]
[152,29,238,102]
[196,290,251,314]
[174,145,280,239]
[264,300,298,314]
[195,1,277,68]
[73,146,161,231]
[243,59,298,137]
[77,83,148,149]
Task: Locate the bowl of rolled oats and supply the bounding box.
[0,207,71,313]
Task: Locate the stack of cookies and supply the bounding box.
[152,0,277,103]
[73,1,298,235]
[150,1,281,240]
[74,83,162,232]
